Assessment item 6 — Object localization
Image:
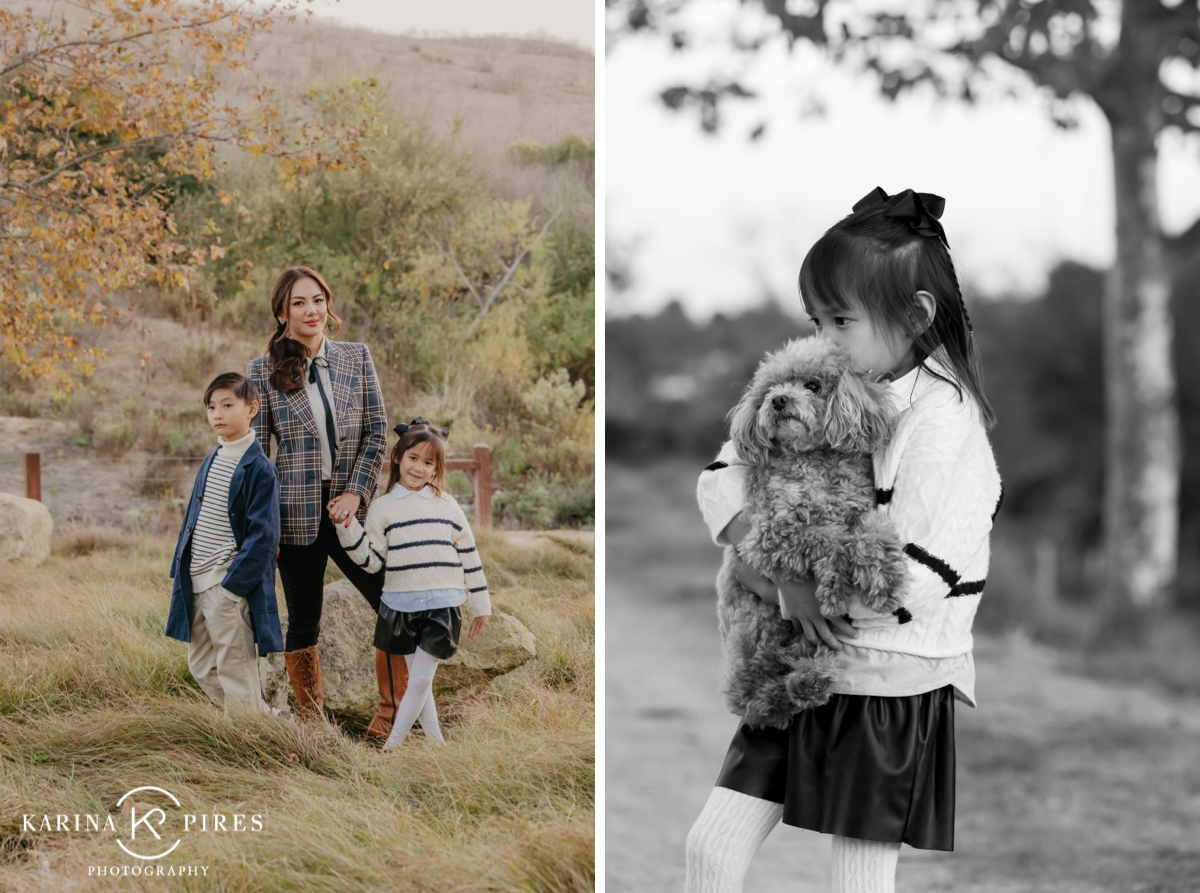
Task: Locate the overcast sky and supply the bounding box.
[607,15,1200,320]
[309,0,594,49]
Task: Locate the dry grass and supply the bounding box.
[0,532,594,890]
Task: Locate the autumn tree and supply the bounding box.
[610,0,1200,612]
[0,0,378,384]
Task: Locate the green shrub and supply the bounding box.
[163,339,222,384]
[93,420,138,457]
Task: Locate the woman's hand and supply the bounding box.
[467,616,489,640]
[327,492,361,528]
[777,579,857,650]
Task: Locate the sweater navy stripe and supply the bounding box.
[383,518,463,534]
[704,460,728,472]
[386,561,462,572]
[894,607,913,624]
[462,564,483,574]
[348,530,367,551]
[875,488,893,505]
[387,539,453,550]
[456,546,477,554]
[903,543,960,587]
[948,579,986,597]
[468,585,488,593]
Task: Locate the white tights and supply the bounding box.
[684,787,900,893]
[382,647,444,749]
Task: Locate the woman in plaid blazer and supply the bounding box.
[247,266,408,738]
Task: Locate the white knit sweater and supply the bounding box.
[697,359,1002,705]
[336,487,491,618]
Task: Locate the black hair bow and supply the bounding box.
[394,416,449,439]
[852,187,949,248]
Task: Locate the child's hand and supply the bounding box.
[778,579,857,650]
[327,492,361,528]
[467,616,488,640]
[732,555,778,603]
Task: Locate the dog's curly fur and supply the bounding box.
[717,337,909,729]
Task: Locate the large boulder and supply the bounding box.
[260,579,537,720]
[0,492,53,565]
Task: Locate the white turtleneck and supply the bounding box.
[189,429,256,594]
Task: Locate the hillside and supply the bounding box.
[231,20,594,199]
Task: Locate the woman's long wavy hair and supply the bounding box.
[798,203,996,428]
[266,266,342,393]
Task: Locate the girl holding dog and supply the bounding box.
[689,189,1002,893]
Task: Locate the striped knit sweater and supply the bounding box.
[336,487,491,617]
[189,430,256,594]
[698,357,1002,705]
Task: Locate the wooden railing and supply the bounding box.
[24,453,40,502]
[18,445,492,526]
[447,443,492,528]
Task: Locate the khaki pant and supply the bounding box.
[189,584,262,714]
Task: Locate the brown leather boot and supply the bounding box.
[366,648,409,742]
[284,645,324,719]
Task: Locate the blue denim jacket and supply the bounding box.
[165,439,285,656]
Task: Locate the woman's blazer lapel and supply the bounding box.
[325,340,354,433]
[282,370,320,439]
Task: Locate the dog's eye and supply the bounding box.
[804,381,821,394]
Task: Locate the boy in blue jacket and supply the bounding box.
[166,372,284,713]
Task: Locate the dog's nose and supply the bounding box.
[772,395,788,411]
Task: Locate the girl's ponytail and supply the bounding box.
[264,266,342,394]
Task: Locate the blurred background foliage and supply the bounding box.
[3,107,594,532]
[607,260,1200,614]
[158,112,596,528]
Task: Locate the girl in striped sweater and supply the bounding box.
[336,420,490,749]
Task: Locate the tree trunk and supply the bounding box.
[1101,109,1180,609]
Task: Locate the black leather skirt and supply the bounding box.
[715,686,956,851]
[374,604,462,660]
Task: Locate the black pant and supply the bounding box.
[277,509,384,651]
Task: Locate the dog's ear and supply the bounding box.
[824,370,896,454]
[728,376,773,466]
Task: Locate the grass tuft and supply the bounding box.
[0,532,594,890]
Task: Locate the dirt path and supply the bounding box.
[607,461,1200,893]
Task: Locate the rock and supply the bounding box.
[0,492,53,565]
[435,606,538,695]
[260,579,536,720]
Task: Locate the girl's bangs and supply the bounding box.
[799,237,869,316]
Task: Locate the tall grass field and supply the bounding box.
[0,529,594,891]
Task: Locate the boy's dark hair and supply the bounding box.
[203,372,260,408]
[798,194,996,428]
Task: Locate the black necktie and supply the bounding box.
[308,356,338,470]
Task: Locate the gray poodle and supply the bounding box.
[716,337,909,729]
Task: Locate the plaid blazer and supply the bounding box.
[247,340,388,546]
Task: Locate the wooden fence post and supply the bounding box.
[24,452,41,502]
[474,443,492,528]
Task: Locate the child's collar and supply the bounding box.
[392,485,435,499]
